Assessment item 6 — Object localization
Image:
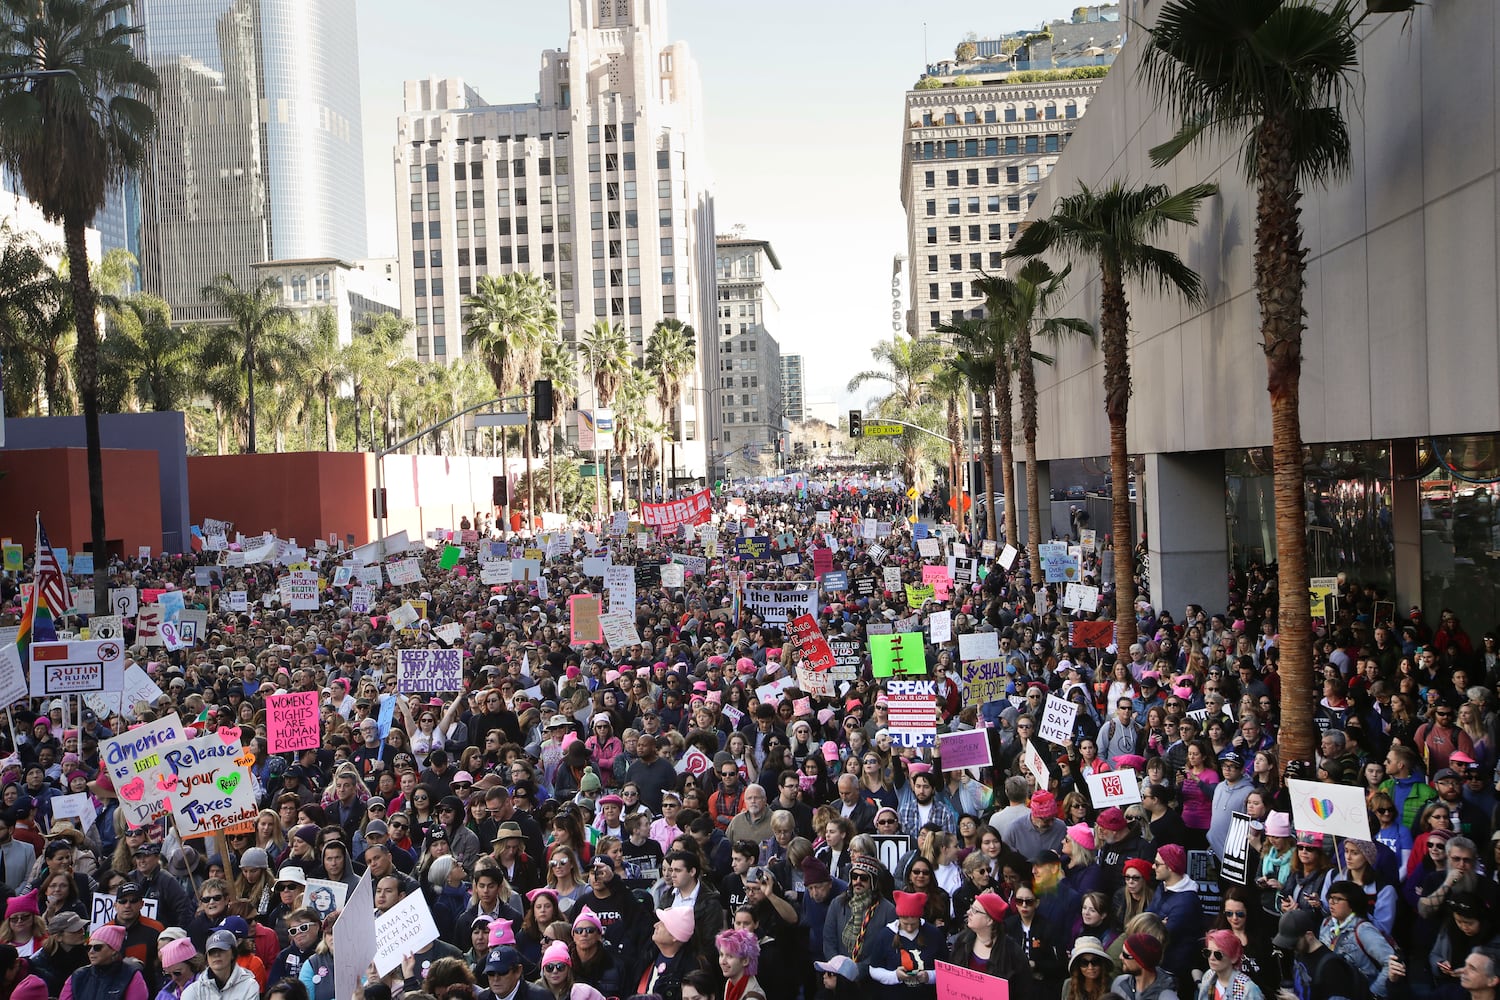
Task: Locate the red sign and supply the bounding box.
[639,489,712,527]
[812,548,834,577]
[787,613,836,672]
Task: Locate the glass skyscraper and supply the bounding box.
[137,0,366,323]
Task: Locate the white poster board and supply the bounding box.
[1038,694,1079,746]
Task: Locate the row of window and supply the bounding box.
[723,411,765,424]
[591,208,677,230]
[920,102,1079,127]
[408,158,568,184]
[913,134,1067,160]
[930,281,987,301]
[721,376,761,388]
[924,194,1030,217]
[930,309,985,328]
[717,337,760,353]
[925,166,1024,189]
[591,267,675,287]
[929,252,1006,273]
[925,222,1023,245]
[591,237,678,258]
[411,184,574,218]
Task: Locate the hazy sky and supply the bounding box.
[357,0,1086,416]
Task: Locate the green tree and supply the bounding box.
[578,319,630,508]
[847,337,946,498]
[538,338,577,511]
[299,308,346,451]
[346,313,411,451]
[103,294,200,411]
[644,318,697,491]
[1009,179,1215,655]
[0,0,157,603]
[200,273,292,454]
[936,319,998,541]
[1139,0,1359,765]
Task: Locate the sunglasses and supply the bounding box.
[1203,949,1227,961]
[1224,910,1247,919]
[289,922,316,935]
[88,944,110,953]
[1077,957,1105,967]
[849,873,870,883]
[1122,874,1143,881]
[1014,897,1037,905]
[201,894,225,903]
[542,963,569,974]
[572,926,599,935]
[550,859,573,868]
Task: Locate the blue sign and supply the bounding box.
[913,522,930,540]
[71,553,93,576]
[823,570,849,592]
[734,536,772,559]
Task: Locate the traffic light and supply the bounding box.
[849,410,863,437]
[532,379,554,422]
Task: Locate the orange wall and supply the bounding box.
[0,448,162,555]
[188,452,516,546]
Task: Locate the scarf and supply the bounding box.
[841,888,876,956]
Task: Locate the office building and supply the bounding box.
[138,0,368,324]
[899,15,1113,341]
[714,235,783,477]
[1016,2,1500,628]
[393,0,716,481]
[780,354,805,424]
[250,258,400,346]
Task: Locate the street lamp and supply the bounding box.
[0,70,77,84]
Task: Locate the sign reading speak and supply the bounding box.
[266,691,322,753]
[396,648,463,693]
[886,678,937,748]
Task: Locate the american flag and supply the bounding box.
[33,516,70,616]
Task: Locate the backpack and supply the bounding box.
[1303,947,1371,1000]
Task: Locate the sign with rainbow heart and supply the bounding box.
[1287,777,1371,841]
[101,713,186,828]
[161,730,259,840]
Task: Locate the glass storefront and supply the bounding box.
[1420,435,1500,635]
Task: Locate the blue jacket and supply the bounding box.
[1149,882,1205,980]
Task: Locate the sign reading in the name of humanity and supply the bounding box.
[886,678,937,748]
[742,582,818,625]
[396,648,463,693]
[639,488,712,527]
[29,639,124,697]
[163,732,259,838]
[266,691,322,753]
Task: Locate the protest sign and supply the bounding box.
[872,834,912,875]
[822,570,848,592]
[480,561,513,585]
[640,489,712,527]
[101,713,185,826]
[435,623,463,645]
[659,562,685,588]
[1084,769,1143,808]
[0,645,26,707]
[158,591,184,622]
[108,587,138,620]
[223,589,249,613]
[999,544,1019,570]
[333,873,376,1000]
[266,691,321,753]
[397,648,463,693]
[929,610,952,643]
[51,791,96,831]
[349,586,374,615]
[1288,778,1372,841]
[796,665,835,698]
[90,894,158,934]
[870,632,926,677]
[162,733,258,838]
[828,638,863,681]
[71,587,95,615]
[917,537,941,558]
[1221,811,1252,886]
[937,961,1008,1000]
[120,664,165,716]
[904,583,936,607]
[742,582,818,625]
[438,544,462,570]
[733,536,772,559]
[812,548,834,576]
[787,613,835,672]
[282,571,318,611]
[1068,620,1115,648]
[1022,741,1051,786]
[604,564,636,612]
[358,564,383,588]
[388,603,419,631]
[305,877,348,921]
[868,542,888,564]
[29,639,124,696]
[568,595,603,645]
[372,892,441,975]
[599,611,641,649]
[1039,542,1078,583]
[938,730,992,771]
[387,558,423,586]
[922,564,952,600]
[883,566,902,592]
[887,679,937,748]
[1038,694,1080,746]
[957,632,1000,661]
[961,658,1007,707]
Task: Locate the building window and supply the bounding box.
[967,197,980,213]
[928,283,939,299]
[967,224,980,242]
[1046,134,1060,153]
[924,170,934,189]
[983,138,998,156]
[946,170,959,186]
[964,110,978,124]
[427,191,439,212]
[410,222,423,241]
[425,163,438,181]
[950,282,964,299]
[926,227,937,245]
[947,198,959,215]
[414,279,427,298]
[1007,166,1019,183]
[984,109,996,123]
[987,167,999,184]
[968,253,981,269]
[408,164,422,183]
[926,255,937,272]
[989,252,1002,268]
[457,248,469,266]
[512,159,526,177]
[966,168,979,185]
[1025,105,1037,121]
[1026,165,1040,182]
[661,237,674,255]
[948,254,961,270]
[947,226,960,243]
[454,191,467,210]
[988,224,1002,241]
[1004,106,1016,123]
[409,193,422,212]
[987,195,1000,212]
[430,277,444,297]
[1025,136,1039,154]
[925,199,936,217]
[1005,137,1019,155]
[1007,195,1021,211]
[929,311,940,326]
[944,111,958,125]
[430,248,442,267]
[1045,103,1058,120]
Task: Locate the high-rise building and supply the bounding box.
[899,14,1114,341]
[780,354,805,424]
[714,235,782,477]
[393,0,716,481]
[137,0,367,324]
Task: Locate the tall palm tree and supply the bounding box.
[0,223,58,415]
[0,0,157,603]
[579,319,630,507]
[936,319,996,540]
[1140,0,1359,765]
[103,294,200,411]
[200,273,292,453]
[847,337,946,498]
[968,285,1021,546]
[538,337,577,511]
[296,308,345,451]
[346,314,411,451]
[983,261,1094,571]
[18,273,73,415]
[1009,179,1215,656]
[644,318,697,493]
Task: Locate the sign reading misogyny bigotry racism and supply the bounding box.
[396,648,463,693]
[266,691,322,753]
[163,731,259,838]
[639,488,712,527]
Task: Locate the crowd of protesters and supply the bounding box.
[0,481,1498,1000]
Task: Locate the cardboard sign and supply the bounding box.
[372,891,441,976]
[30,639,124,696]
[397,648,463,693]
[101,712,186,826]
[742,582,819,625]
[659,562,685,588]
[109,587,138,620]
[937,961,1008,1000]
[604,564,636,613]
[333,873,376,1000]
[870,632,926,677]
[1084,769,1143,808]
[929,610,952,643]
[387,558,423,586]
[599,611,641,649]
[998,544,1018,570]
[163,733,258,838]
[286,570,319,610]
[1022,741,1050,786]
[957,632,999,662]
[1039,542,1078,583]
[51,791,96,831]
[305,877,348,921]
[1221,811,1252,886]
[388,603,419,631]
[828,638,863,680]
[787,613,836,672]
[568,595,603,645]
[921,564,952,600]
[1063,583,1100,613]
[0,645,27,707]
[1038,694,1079,746]
[121,663,165,715]
[904,583,936,607]
[1288,777,1372,841]
[796,665,835,698]
[345,586,372,615]
[938,729,992,770]
[872,834,912,875]
[266,691,322,753]
[90,893,158,933]
[481,561,513,585]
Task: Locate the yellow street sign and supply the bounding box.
[864,423,905,436]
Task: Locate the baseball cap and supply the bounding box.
[206,930,237,953]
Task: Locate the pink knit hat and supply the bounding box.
[89,925,125,952]
[160,937,197,970]
[655,906,695,943]
[541,940,571,967]
[1030,791,1058,821]
[1066,823,1096,852]
[488,920,516,947]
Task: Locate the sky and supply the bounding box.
[356,0,1087,418]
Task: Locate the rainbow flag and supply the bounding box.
[15,582,56,668]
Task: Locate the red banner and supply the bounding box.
[639,489,712,527]
[1068,620,1115,649]
[788,613,836,672]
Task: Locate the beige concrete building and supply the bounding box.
[250,258,400,346]
[713,236,783,479]
[392,0,716,480]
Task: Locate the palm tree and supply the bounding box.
[578,319,630,508]
[936,319,996,540]
[983,261,1094,571]
[1009,179,1215,656]
[200,273,292,453]
[847,337,946,497]
[538,338,577,512]
[104,294,200,411]
[1140,0,1359,765]
[644,318,697,493]
[347,314,411,451]
[299,308,346,451]
[0,0,157,603]
[0,224,58,415]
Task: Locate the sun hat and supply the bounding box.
[1070,936,1113,967]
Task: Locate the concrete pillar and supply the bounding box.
[1144,451,1229,616]
[1389,438,1423,611]
[1013,460,1051,546]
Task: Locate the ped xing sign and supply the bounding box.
[30,639,125,697]
[863,422,905,436]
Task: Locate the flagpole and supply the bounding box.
[4,709,16,753]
